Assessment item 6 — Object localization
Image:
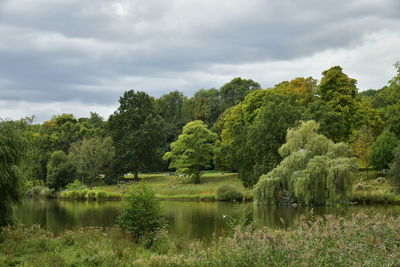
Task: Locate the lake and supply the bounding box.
[15,199,400,241]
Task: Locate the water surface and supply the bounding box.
[15,199,400,241]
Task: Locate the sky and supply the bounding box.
[0,0,399,122]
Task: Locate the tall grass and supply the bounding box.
[1,213,399,266]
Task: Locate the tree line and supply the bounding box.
[1,63,400,224]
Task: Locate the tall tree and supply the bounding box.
[163,120,217,184]
[108,90,166,180]
[69,137,115,188]
[316,66,358,141]
[192,88,224,126]
[0,120,25,226]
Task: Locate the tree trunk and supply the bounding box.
[193,168,201,184]
[133,170,139,181]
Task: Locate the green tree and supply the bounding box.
[388,145,400,190]
[220,77,261,108]
[254,121,356,206]
[108,90,166,180]
[46,150,76,190]
[237,93,302,187]
[118,183,163,242]
[163,120,217,184]
[274,76,317,105]
[192,88,224,126]
[316,66,359,141]
[370,130,399,171]
[351,126,375,178]
[0,120,25,226]
[69,137,115,188]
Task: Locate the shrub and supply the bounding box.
[96,191,107,200]
[216,185,244,201]
[117,183,164,242]
[65,180,87,191]
[86,190,96,200]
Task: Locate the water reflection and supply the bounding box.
[14,199,400,241]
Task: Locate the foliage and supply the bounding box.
[163,120,217,184]
[117,183,164,241]
[192,88,224,126]
[220,77,261,108]
[216,185,244,201]
[65,179,88,190]
[0,120,26,226]
[370,129,399,171]
[238,92,303,187]
[108,90,166,180]
[316,66,359,141]
[274,76,317,105]
[225,203,252,233]
[26,186,56,199]
[46,150,76,190]
[254,120,357,206]
[69,136,115,188]
[351,126,375,171]
[388,145,400,190]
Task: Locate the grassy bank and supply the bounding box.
[92,172,252,201]
[350,170,400,204]
[1,212,399,266]
[32,170,400,204]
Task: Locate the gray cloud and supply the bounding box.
[0,0,399,121]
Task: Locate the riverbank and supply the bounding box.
[29,170,400,204]
[55,172,252,201]
[2,212,399,266]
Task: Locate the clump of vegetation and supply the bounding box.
[46,150,76,190]
[254,120,357,206]
[117,183,164,242]
[65,180,87,190]
[26,186,56,199]
[370,129,399,172]
[216,184,243,201]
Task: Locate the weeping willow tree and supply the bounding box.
[254,120,356,206]
[0,120,26,226]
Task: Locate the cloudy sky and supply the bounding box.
[0,0,399,122]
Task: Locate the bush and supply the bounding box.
[65,180,87,191]
[86,190,96,200]
[117,183,164,242]
[96,191,107,200]
[26,186,56,199]
[216,185,244,201]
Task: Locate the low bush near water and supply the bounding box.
[216,184,244,201]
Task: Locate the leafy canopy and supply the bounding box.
[69,136,115,188]
[163,120,217,184]
[0,120,26,226]
[254,120,357,206]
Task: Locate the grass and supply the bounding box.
[92,171,252,201]
[1,212,400,266]
[52,169,400,204]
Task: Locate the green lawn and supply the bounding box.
[94,171,252,201]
